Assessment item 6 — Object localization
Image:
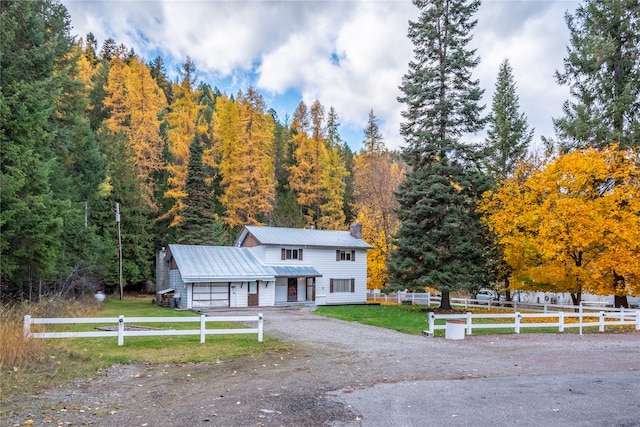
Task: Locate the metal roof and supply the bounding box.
[270,265,322,278]
[167,244,275,283]
[238,226,373,249]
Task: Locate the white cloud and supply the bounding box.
[62,0,579,151]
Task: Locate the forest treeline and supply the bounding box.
[2,0,638,306]
[0,0,404,300]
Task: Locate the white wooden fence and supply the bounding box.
[367,292,637,313]
[24,314,264,345]
[425,309,640,337]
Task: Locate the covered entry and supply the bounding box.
[272,266,321,304]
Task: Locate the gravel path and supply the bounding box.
[3,307,639,427]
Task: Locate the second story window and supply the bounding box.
[336,250,356,261]
[281,248,303,260]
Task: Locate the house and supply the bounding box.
[158,224,372,309]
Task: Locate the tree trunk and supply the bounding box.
[614,295,628,308]
[613,272,628,308]
[439,290,452,310]
[570,292,581,306]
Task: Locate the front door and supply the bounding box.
[248,281,259,306]
[287,278,297,302]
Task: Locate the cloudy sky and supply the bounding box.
[62,0,580,151]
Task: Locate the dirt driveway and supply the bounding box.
[3,307,640,427]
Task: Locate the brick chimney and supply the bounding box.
[349,223,362,239]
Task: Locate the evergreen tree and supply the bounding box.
[363,109,385,154]
[484,59,533,179]
[177,134,225,245]
[326,107,355,224]
[1,0,106,300]
[553,0,640,151]
[148,55,174,104]
[389,0,490,309]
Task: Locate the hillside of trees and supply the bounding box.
[2,0,638,306]
[1,0,406,300]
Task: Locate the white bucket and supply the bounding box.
[445,319,465,340]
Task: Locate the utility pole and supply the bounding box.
[116,202,123,300]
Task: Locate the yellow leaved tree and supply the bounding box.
[214,88,275,228]
[479,145,640,306]
[162,58,205,226]
[102,55,167,209]
[352,110,405,289]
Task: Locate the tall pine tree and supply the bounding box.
[553,0,640,151]
[484,59,533,179]
[389,0,491,308]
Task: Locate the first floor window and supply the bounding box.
[330,278,355,293]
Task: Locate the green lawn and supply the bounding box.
[2,297,289,401]
[313,304,615,336]
[314,304,431,334]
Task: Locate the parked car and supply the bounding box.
[475,289,499,304]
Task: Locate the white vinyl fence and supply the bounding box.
[425,309,640,337]
[24,314,264,345]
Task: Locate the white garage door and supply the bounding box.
[192,283,229,308]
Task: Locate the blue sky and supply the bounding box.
[62,0,580,151]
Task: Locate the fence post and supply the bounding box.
[515,312,521,333]
[200,314,206,343]
[579,303,583,336]
[118,315,125,346]
[558,311,564,332]
[466,312,472,335]
[636,310,640,331]
[427,292,431,306]
[24,315,31,338]
[428,312,435,336]
[258,313,263,342]
[599,311,605,332]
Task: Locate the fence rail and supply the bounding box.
[24,314,264,345]
[367,292,637,313]
[425,309,640,337]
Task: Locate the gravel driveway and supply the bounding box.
[3,306,640,427]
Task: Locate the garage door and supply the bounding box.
[192,283,229,308]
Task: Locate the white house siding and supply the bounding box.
[259,281,275,306]
[259,246,367,305]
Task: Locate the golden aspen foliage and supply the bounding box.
[214,89,276,228]
[162,67,205,226]
[479,145,640,300]
[102,56,167,209]
[353,152,405,289]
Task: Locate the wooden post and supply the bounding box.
[599,311,605,332]
[559,311,564,332]
[466,312,472,335]
[200,314,206,344]
[258,313,263,342]
[515,312,521,333]
[24,315,31,338]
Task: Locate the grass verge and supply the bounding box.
[0,297,289,401]
[314,304,637,336]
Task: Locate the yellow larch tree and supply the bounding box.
[102,55,167,209]
[162,58,205,226]
[479,145,640,305]
[353,150,405,289]
[289,101,326,228]
[214,89,275,228]
[318,144,348,230]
